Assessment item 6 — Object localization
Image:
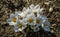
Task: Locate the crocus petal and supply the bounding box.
[14,25,19,32]
[34,27,40,32]
[10,13,15,19]
[34,4,40,9]
[30,4,34,9]
[43,26,50,31]
[8,22,17,25]
[7,19,13,25]
[7,18,18,25]
[41,15,47,23]
[22,7,27,11]
[32,5,40,14]
[18,27,25,31]
[15,11,21,16]
[39,8,44,14]
[25,8,32,14]
[44,20,50,26]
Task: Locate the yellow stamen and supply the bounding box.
[36,19,40,24]
[33,10,37,17]
[18,23,23,28]
[19,16,23,20]
[36,28,38,30]
[34,12,37,17]
[28,18,34,23]
[32,25,35,28]
[12,18,16,23]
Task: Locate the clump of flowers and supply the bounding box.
[7,4,50,32]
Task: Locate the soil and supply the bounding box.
[0,0,60,37]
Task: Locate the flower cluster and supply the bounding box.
[7,4,50,32]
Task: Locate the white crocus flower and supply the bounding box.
[17,20,27,31]
[40,15,50,31]
[31,25,40,32]
[35,17,41,27]
[26,13,36,25]
[7,13,18,25]
[30,4,44,15]
[22,7,32,15]
[43,20,50,31]
[31,5,40,14]
[14,17,27,32]
[34,4,40,13]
